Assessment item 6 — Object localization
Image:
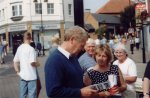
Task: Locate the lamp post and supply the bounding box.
[40,0,45,56]
[34,0,47,56]
[140,10,147,63]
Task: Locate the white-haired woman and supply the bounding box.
[113,43,137,98]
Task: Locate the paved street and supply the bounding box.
[0,41,150,98]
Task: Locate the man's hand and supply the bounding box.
[80,86,98,97]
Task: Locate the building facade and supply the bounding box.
[0,0,74,52]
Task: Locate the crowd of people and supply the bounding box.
[12,25,149,98]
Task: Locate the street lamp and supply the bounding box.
[33,0,48,56]
[140,10,148,63]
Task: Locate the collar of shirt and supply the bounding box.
[58,46,71,59]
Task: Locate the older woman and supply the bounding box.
[84,44,126,98]
[113,43,137,98]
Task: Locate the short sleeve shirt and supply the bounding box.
[13,43,37,81]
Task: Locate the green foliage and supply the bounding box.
[95,24,107,39]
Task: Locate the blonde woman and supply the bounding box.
[84,44,126,98]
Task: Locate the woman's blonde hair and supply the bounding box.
[95,44,112,63]
[51,36,60,44]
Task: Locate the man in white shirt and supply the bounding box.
[13,32,37,98]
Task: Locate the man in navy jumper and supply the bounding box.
[45,26,98,98]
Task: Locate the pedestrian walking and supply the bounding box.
[135,36,140,50]
[143,60,150,98]
[0,42,5,64]
[36,41,42,56]
[113,43,137,98]
[44,26,98,98]
[129,36,135,54]
[13,32,38,98]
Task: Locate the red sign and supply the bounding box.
[135,3,146,11]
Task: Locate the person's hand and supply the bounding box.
[109,86,120,95]
[98,91,111,97]
[16,71,20,76]
[80,86,98,97]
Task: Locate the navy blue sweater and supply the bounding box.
[45,49,84,98]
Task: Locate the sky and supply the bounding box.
[83,0,109,13]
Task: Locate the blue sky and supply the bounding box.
[83,0,109,13]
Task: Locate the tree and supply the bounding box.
[120,4,136,32]
[95,24,107,39]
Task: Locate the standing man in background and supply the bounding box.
[13,32,37,98]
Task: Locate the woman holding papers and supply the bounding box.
[84,44,126,98]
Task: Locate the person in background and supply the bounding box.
[36,41,42,56]
[13,32,38,98]
[84,44,126,98]
[95,38,101,47]
[78,38,96,73]
[121,37,127,45]
[2,39,8,56]
[129,36,135,54]
[0,42,5,64]
[143,60,150,98]
[49,35,60,54]
[113,43,137,98]
[44,26,99,98]
[135,36,140,50]
[101,36,107,45]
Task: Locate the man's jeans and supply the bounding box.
[20,79,37,98]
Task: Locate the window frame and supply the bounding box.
[35,3,42,14]
[68,4,72,15]
[47,3,54,14]
[12,4,22,17]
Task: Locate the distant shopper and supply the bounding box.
[129,36,135,54]
[36,42,42,56]
[2,39,8,56]
[143,60,150,98]
[13,32,38,98]
[0,42,5,64]
[49,35,60,54]
[135,36,140,50]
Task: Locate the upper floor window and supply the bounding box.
[68,4,72,15]
[35,3,42,14]
[12,5,22,16]
[47,3,54,14]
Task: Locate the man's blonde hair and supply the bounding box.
[64,26,88,42]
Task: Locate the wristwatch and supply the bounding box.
[143,93,150,96]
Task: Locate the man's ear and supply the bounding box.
[70,36,75,44]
